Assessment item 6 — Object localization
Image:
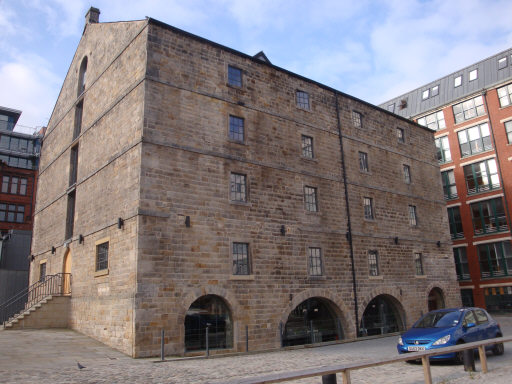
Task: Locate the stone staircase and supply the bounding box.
[3,295,70,330]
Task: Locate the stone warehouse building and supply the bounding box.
[27,8,459,357]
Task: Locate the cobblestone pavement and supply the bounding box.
[1,315,511,384]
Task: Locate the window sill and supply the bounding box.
[227,139,247,146]
[301,156,317,163]
[360,170,372,175]
[305,210,320,215]
[415,274,427,279]
[226,83,243,90]
[466,187,502,198]
[364,218,376,222]
[307,275,326,281]
[229,200,252,207]
[296,106,311,113]
[94,269,109,277]
[229,274,255,281]
[368,275,383,280]
[473,229,510,237]
[460,148,494,160]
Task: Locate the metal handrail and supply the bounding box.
[0,273,71,326]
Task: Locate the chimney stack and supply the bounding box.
[85,7,100,25]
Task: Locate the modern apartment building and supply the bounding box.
[20,8,459,357]
[381,48,512,313]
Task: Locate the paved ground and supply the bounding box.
[1,315,511,383]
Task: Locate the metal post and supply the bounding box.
[205,324,210,357]
[160,329,165,361]
[245,325,249,352]
[322,373,337,384]
[463,349,475,372]
[310,320,314,344]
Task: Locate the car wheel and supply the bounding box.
[454,341,465,364]
[492,343,504,356]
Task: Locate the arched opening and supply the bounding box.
[62,250,72,295]
[360,295,404,336]
[77,57,87,96]
[283,297,343,346]
[428,287,445,311]
[184,295,232,352]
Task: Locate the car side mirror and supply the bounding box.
[464,322,476,329]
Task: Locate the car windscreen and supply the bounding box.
[414,310,461,328]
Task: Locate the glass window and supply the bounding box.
[230,173,247,202]
[447,206,464,239]
[469,69,478,81]
[454,75,462,87]
[403,165,411,184]
[228,65,242,87]
[409,205,417,226]
[39,262,46,282]
[422,89,429,100]
[229,115,244,142]
[363,197,374,220]
[368,250,379,276]
[352,111,362,128]
[19,178,27,195]
[16,205,24,223]
[453,247,470,280]
[0,135,9,149]
[414,253,424,275]
[359,151,369,172]
[474,309,488,324]
[96,242,109,271]
[308,247,323,276]
[478,241,512,278]
[441,170,457,199]
[296,90,310,110]
[471,197,508,235]
[396,127,404,143]
[232,242,249,275]
[69,146,79,187]
[417,111,446,131]
[7,204,15,222]
[304,186,318,212]
[463,158,500,195]
[8,157,18,167]
[387,104,395,112]
[435,136,451,163]
[506,121,512,144]
[431,85,439,97]
[457,122,492,157]
[0,203,6,221]
[10,177,18,194]
[1,176,9,193]
[301,135,314,159]
[497,83,512,108]
[65,190,76,240]
[463,311,477,327]
[498,57,508,70]
[452,95,485,124]
[73,101,83,140]
[78,57,87,96]
[10,137,19,151]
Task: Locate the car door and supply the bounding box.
[461,310,479,343]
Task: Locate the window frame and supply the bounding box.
[435,136,452,164]
[232,242,250,275]
[0,176,28,195]
[0,203,25,223]
[363,197,374,220]
[505,121,512,144]
[452,95,485,124]
[408,205,417,226]
[359,151,369,173]
[308,247,323,277]
[296,90,310,110]
[447,206,464,239]
[470,197,508,235]
[403,164,411,184]
[463,158,500,195]
[39,262,47,282]
[414,253,424,276]
[453,247,470,280]
[301,135,314,159]
[457,122,492,157]
[418,111,446,131]
[352,111,362,128]
[304,186,318,212]
[227,65,243,88]
[478,241,512,278]
[497,83,512,108]
[498,57,508,70]
[230,172,247,203]
[95,241,109,272]
[441,170,457,200]
[396,127,405,143]
[228,115,245,143]
[368,250,379,276]
[454,75,462,88]
[469,69,478,81]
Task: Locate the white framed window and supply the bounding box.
[230,173,247,202]
[304,186,318,212]
[417,111,445,131]
[469,69,478,81]
[454,75,462,87]
[422,89,429,100]
[352,111,362,128]
[498,57,508,70]
[296,90,310,110]
[368,250,379,276]
[431,85,439,97]
[497,83,512,108]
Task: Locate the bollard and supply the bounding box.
[245,325,249,352]
[160,329,165,361]
[310,320,314,344]
[463,349,475,372]
[206,324,210,358]
[322,374,337,384]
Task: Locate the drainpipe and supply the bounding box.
[481,91,512,231]
[334,92,360,336]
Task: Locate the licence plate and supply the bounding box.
[408,346,426,352]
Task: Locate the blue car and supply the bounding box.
[397,307,504,362]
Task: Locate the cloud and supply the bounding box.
[25,0,86,37]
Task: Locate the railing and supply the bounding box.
[0,273,71,326]
[219,336,512,384]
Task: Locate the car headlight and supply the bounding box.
[398,336,403,346]
[432,335,451,346]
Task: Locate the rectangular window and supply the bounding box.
[39,262,46,282]
[232,242,249,275]
[409,205,417,226]
[435,136,451,163]
[229,115,244,142]
[227,65,242,87]
[463,158,500,195]
[95,241,109,271]
[352,111,362,128]
[0,203,24,223]
[301,135,314,159]
[230,173,247,202]
[363,197,374,220]
[1,176,9,193]
[447,206,464,239]
[396,127,405,143]
[387,104,395,112]
[69,145,79,186]
[417,111,446,131]
[497,83,512,108]
[19,178,27,195]
[304,186,318,212]
[422,89,429,100]
[0,135,9,149]
[469,69,478,81]
[368,250,379,276]
[65,190,75,240]
[308,247,323,276]
[16,205,24,223]
[471,197,508,235]
[0,203,5,221]
[414,253,424,275]
[403,164,411,184]
[457,122,492,157]
[506,121,512,144]
[454,247,470,280]
[441,170,457,199]
[452,95,485,124]
[10,177,18,194]
[359,151,369,172]
[431,85,439,97]
[498,57,508,70]
[73,101,83,140]
[478,241,512,278]
[296,90,310,110]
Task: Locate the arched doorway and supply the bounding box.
[283,297,343,346]
[428,287,445,311]
[360,295,404,336]
[184,295,233,351]
[62,250,72,295]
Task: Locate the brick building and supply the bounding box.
[381,48,512,313]
[26,8,459,357]
[0,106,41,304]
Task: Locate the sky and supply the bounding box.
[1,0,512,133]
